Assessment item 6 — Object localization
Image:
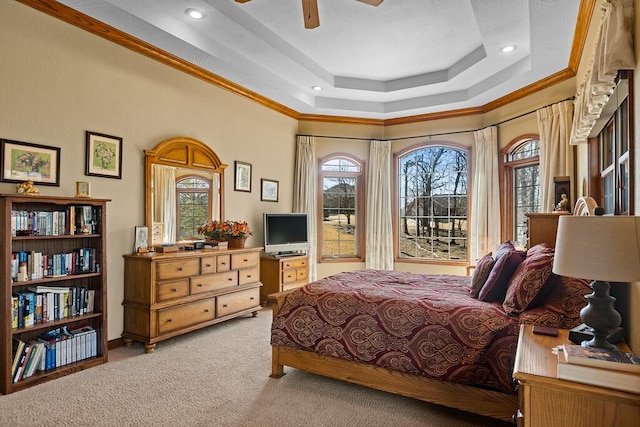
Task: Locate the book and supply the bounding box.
[562,344,640,373]
[11,339,25,380]
[557,349,640,394]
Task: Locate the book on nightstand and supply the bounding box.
[557,348,640,394]
[562,343,640,373]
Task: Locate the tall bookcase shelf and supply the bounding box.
[0,194,109,394]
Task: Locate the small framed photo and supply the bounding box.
[234,160,252,192]
[86,131,123,179]
[133,226,149,254]
[1,138,60,186]
[75,181,90,198]
[261,178,279,202]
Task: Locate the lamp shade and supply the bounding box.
[552,216,640,283]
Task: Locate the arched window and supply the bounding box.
[501,136,540,246]
[176,176,211,240]
[397,144,469,262]
[319,155,364,261]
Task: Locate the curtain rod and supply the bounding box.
[297,96,574,142]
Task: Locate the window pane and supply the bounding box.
[513,163,539,246]
[602,171,615,214]
[510,140,539,161]
[176,177,210,240]
[398,146,468,261]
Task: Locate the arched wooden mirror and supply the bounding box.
[145,137,227,245]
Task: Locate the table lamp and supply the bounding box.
[552,215,640,349]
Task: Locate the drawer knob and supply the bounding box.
[177,267,183,271]
[204,309,209,313]
[228,277,233,281]
[247,275,252,278]
[223,304,228,308]
[172,288,177,292]
[221,262,226,265]
[250,297,254,300]
[206,263,211,267]
[243,258,248,262]
[198,283,203,287]
[167,318,172,323]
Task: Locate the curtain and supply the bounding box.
[365,140,393,270]
[538,100,574,212]
[293,135,318,281]
[152,164,176,243]
[570,0,634,144]
[470,126,501,262]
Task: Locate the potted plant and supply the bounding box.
[197,220,252,248]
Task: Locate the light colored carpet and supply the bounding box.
[1,307,511,426]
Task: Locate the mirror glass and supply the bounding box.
[145,137,226,245]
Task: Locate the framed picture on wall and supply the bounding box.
[0,139,60,186]
[261,178,279,202]
[234,161,252,192]
[85,131,123,179]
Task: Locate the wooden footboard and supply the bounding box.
[267,291,518,422]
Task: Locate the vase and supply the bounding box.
[227,237,246,249]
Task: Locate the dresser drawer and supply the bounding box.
[231,252,259,270]
[200,256,218,275]
[217,254,231,272]
[190,271,238,294]
[157,258,199,280]
[158,298,215,333]
[239,267,259,285]
[282,269,299,284]
[157,279,189,302]
[282,258,307,270]
[296,268,308,281]
[217,288,260,317]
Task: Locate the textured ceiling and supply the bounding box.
[56,0,582,120]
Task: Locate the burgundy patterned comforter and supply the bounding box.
[271,269,589,394]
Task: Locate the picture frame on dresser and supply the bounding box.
[0,138,60,186]
[85,131,123,179]
[133,226,149,253]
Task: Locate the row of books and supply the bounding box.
[11,205,99,237]
[557,343,640,394]
[12,286,96,329]
[12,325,98,383]
[11,248,99,282]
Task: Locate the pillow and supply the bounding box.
[469,253,495,298]
[526,243,553,257]
[502,250,557,315]
[494,241,516,261]
[478,248,526,302]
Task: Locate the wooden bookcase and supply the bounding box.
[0,194,109,394]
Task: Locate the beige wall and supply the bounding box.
[0,2,298,340]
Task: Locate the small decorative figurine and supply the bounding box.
[16,180,39,195]
[556,193,570,212]
[17,262,28,282]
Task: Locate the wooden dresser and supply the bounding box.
[259,254,309,303]
[122,247,262,353]
[513,324,639,427]
[525,212,570,248]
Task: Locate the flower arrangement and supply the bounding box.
[197,220,252,241]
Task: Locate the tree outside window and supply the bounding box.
[397,145,468,261]
[319,155,363,260]
[176,176,211,240]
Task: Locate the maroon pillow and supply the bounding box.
[503,250,556,315]
[469,253,495,298]
[494,241,516,261]
[478,249,526,302]
[527,243,553,257]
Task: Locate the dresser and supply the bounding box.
[512,324,639,427]
[122,247,262,353]
[259,254,309,303]
[525,212,570,248]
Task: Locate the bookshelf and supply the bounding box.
[1,194,109,394]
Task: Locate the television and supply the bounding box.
[263,213,309,256]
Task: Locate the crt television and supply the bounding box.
[263,213,309,255]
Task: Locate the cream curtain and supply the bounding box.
[152,164,176,243]
[470,126,501,262]
[570,0,634,144]
[365,140,393,270]
[293,135,317,281]
[538,100,574,212]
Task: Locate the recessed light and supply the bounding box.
[501,45,517,53]
[185,8,205,19]
[311,86,322,91]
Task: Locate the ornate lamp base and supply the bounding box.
[579,280,622,349]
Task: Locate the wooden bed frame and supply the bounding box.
[268,291,518,422]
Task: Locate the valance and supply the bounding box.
[570,0,634,145]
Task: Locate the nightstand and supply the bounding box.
[512,324,640,427]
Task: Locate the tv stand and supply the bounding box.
[260,254,309,303]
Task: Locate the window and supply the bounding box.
[176,176,211,240]
[501,136,540,246]
[319,155,364,260]
[397,144,468,261]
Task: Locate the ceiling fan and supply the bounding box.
[235,0,383,29]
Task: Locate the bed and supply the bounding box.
[269,243,591,421]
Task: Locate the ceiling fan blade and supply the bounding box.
[301,0,320,29]
[357,0,383,6]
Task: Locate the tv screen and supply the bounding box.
[264,213,309,255]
